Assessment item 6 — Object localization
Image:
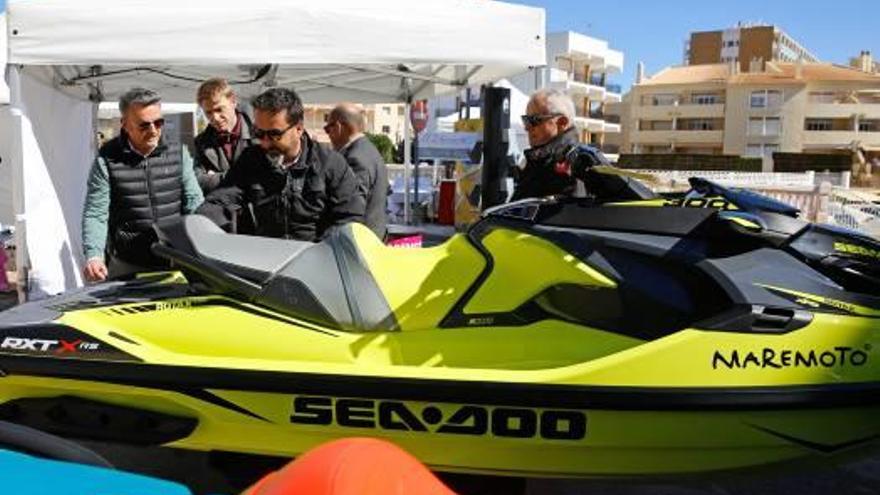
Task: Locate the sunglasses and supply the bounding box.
[521,113,562,128]
[254,123,296,141]
[136,118,165,132]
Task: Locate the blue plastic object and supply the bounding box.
[0,448,192,495]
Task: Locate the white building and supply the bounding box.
[509,31,624,150]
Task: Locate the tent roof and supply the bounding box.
[6,0,546,103]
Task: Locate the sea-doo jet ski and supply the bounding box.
[0,175,878,477]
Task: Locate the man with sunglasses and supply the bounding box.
[325,103,388,239]
[203,87,365,241]
[81,88,204,282]
[193,78,257,193]
[511,89,654,204]
[511,88,588,201]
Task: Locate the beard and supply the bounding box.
[266,151,285,168]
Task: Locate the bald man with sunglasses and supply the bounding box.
[81,88,203,282]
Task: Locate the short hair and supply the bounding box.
[330,103,366,132]
[530,88,575,123]
[118,88,161,114]
[251,87,304,126]
[197,78,235,105]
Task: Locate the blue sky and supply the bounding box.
[2,0,876,91]
[512,0,879,90]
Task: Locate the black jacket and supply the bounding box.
[340,135,388,239]
[511,127,581,201]
[193,111,257,193]
[201,133,366,241]
[512,128,657,203]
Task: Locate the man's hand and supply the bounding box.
[83,258,108,283]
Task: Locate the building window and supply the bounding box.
[381,125,391,134]
[588,101,603,119]
[750,90,782,108]
[681,119,718,131]
[398,106,405,116]
[805,119,833,131]
[748,117,781,136]
[639,120,673,131]
[808,91,836,103]
[643,94,677,106]
[746,143,779,157]
[383,106,391,115]
[691,93,720,105]
[859,120,879,132]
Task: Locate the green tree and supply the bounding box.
[366,133,395,163]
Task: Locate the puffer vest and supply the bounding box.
[100,135,182,265]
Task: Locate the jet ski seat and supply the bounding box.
[156,216,487,332]
[155,214,311,285]
[155,216,400,332]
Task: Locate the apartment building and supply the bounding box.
[510,31,623,150]
[303,103,406,143]
[686,24,818,72]
[620,62,880,164]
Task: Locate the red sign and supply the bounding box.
[410,100,429,134]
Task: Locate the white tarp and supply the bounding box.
[7,0,545,103]
[3,0,546,297]
[0,13,9,104]
[7,68,92,296]
[0,107,15,227]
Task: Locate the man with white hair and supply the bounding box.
[511,88,583,200]
[512,88,656,203]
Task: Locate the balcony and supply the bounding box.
[603,122,622,133]
[632,130,724,144]
[549,69,606,99]
[806,103,880,120]
[801,130,867,146]
[573,115,606,132]
[633,103,725,119]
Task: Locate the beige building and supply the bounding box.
[303,103,406,144]
[686,25,818,73]
[618,62,880,164]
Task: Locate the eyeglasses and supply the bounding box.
[323,121,339,133]
[253,123,296,141]
[136,118,165,132]
[521,113,562,128]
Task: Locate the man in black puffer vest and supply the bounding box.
[199,87,365,241]
[81,88,204,282]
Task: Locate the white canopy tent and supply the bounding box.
[2,0,545,298]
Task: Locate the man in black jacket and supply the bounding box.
[511,88,582,201]
[511,88,656,203]
[325,103,388,239]
[201,87,365,241]
[193,78,257,193]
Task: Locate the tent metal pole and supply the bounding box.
[403,100,411,225]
